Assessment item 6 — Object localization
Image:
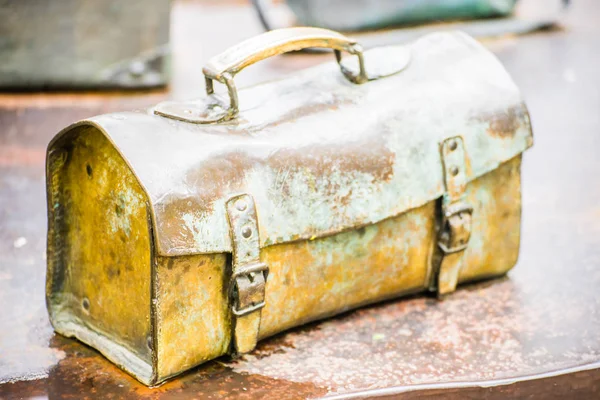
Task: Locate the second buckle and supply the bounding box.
[438,202,473,254]
[230,262,269,317]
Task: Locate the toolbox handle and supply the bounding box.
[202,27,369,123]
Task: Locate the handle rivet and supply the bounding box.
[450,166,459,176]
[449,140,457,151]
[236,199,247,212]
[129,61,146,78]
[242,226,252,238]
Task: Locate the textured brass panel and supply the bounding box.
[150,157,521,384]
[459,156,522,282]
[46,126,153,380]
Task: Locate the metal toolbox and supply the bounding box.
[46,28,533,385]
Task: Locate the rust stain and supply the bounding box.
[473,105,527,139]
[184,151,258,207]
[156,138,395,253]
[268,138,395,184]
[156,151,257,246]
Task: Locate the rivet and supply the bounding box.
[450,166,459,176]
[82,297,90,312]
[449,140,458,151]
[129,61,146,77]
[241,226,252,238]
[146,335,153,350]
[235,199,247,212]
[183,109,192,114]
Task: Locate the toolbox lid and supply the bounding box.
[51,31,532,256]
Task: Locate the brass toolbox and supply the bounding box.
[46,28,533,386]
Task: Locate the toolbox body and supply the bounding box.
[46,28,532,385]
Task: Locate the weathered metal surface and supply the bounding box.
[44,29,531,385]
[51,31,532,257]
[152,157,522,383]
[44,130,523,385]
[46,127,155,383]
[225,194,269,355]
[2,0,600,397]
[0,0,170,89]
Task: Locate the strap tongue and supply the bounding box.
[436,137,473,297]
[226,194,269,354]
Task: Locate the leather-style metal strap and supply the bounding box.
[226,194,268,355]
[436,137,473,296]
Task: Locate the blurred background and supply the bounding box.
[0,0,569,95]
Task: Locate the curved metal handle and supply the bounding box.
[202,27,368,123]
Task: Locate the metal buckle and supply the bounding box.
[230,262,269,317]
[438,202,473,254]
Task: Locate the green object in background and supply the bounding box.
[285,0,518,31]
[0,0,170,90]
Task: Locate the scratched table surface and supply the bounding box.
[1,0,600,399]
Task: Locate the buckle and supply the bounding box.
[230,262,269,317]
[438,202,473,254]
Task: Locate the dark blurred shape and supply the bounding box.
[253,0,519,32]
[0,0,171,90]
[252,0,567,48]
[288,0,517,31]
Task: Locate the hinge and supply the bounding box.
[436,136,473,297]
[225,194,269,354]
